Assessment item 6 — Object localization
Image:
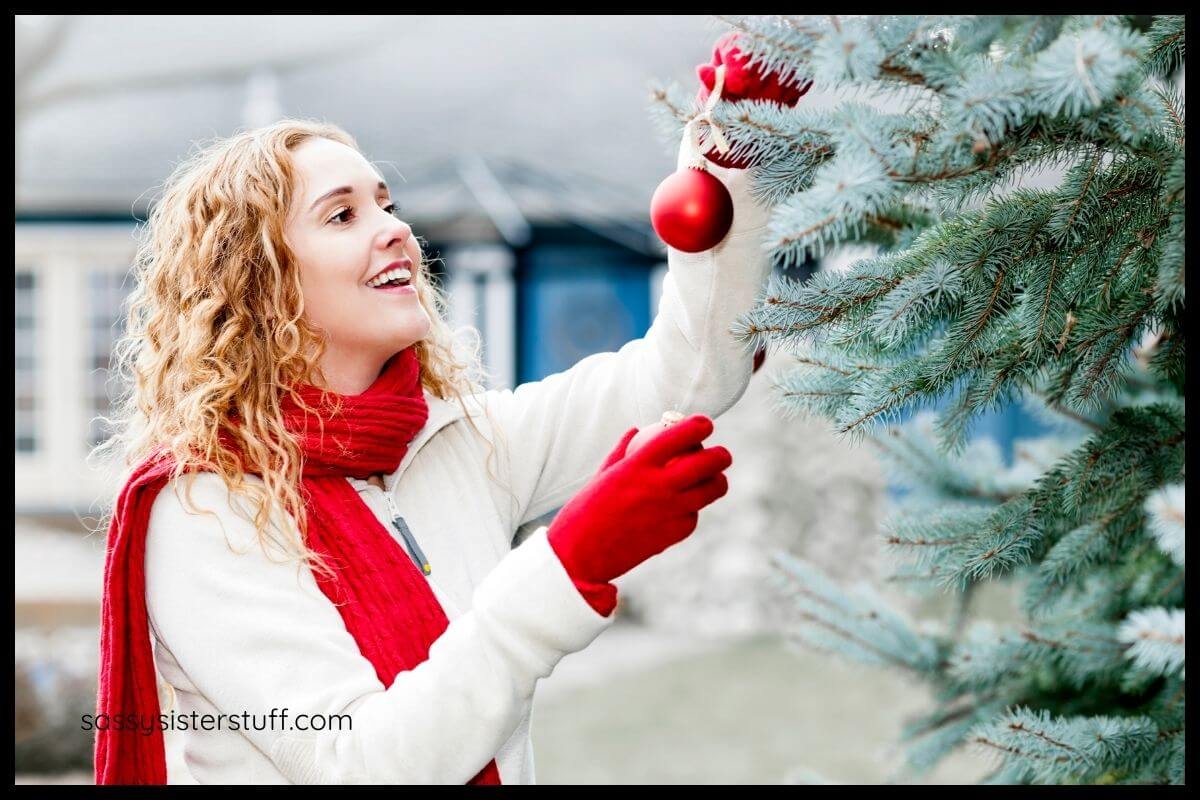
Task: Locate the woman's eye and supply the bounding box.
[329,203,402,226]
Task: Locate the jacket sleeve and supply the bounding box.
[485,133,775,528]
[143,473,616,785]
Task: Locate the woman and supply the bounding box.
[93,37,791,786]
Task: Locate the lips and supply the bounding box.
[366,257,414,286]
[373,283,417,296]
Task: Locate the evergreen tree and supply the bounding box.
[651,15,1184,784]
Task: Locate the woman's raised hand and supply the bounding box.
[547,415,732,586]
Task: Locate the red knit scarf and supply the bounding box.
[94,347,503,785]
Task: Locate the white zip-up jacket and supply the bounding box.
[142,134,774,784]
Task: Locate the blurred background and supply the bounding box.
[15,14,1035,784]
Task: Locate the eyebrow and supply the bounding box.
[308,181,389,213]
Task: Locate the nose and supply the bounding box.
[382,217,413,254]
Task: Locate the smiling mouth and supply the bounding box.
[365,266,413,288]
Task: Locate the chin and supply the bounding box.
[396,325,432,352]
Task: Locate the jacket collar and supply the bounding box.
[390,389,468,480]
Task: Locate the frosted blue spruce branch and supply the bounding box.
[665,14,1186,785]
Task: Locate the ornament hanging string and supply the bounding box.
[684,64,731,169]
[674,61,731,417]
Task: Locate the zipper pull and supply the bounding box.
[392,516,432,577]
[381,490,431,576]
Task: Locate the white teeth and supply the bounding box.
[366,267,412,287]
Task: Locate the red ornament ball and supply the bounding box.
[650,166,734,253]
[626,411,690,459]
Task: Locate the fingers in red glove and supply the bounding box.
[629,414,714,466]
[547,414,727,587]
[601,426,640,470]
[661,511,700,543]
[696,31,812,107]
[676,472,730,511]
[664,445,733,490]
[694,30,813,170]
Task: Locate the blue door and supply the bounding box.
[518,246,651,384]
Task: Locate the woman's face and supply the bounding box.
[284,137,431,370]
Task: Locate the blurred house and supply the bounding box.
[15,14,739,521]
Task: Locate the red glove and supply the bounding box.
[695,31,813,169]
[565,427,647,617]
[570,576,619,617]
[548,415,732,594]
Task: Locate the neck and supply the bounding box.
[316,345,393,396]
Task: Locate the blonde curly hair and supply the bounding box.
[92,118,513,581]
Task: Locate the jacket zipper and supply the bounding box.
[375,485,433,576]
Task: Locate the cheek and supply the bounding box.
[295,249,364,326]
[296,241,359,293]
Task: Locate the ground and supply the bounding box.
[531,622,996,785]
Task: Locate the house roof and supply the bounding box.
[16,14,727,240]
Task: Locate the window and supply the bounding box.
[85,268,131,450]
[15,270,38,453]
